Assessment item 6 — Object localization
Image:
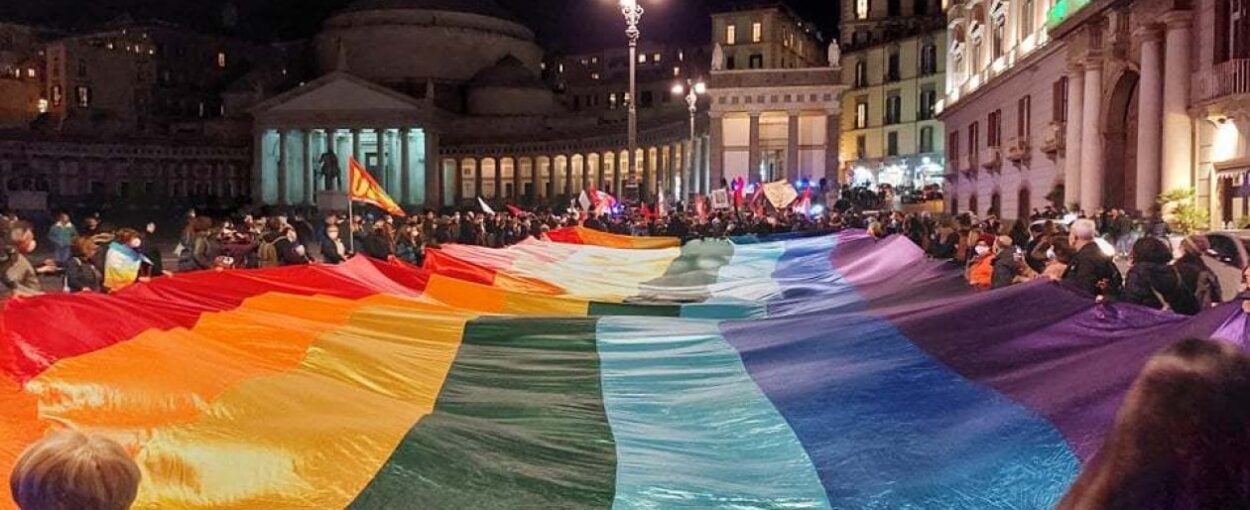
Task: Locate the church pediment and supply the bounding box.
[254,72,425,115]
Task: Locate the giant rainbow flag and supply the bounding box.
[1,230,1246,509]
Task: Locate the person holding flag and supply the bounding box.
[102,228,152,292]
[347,157,405,253]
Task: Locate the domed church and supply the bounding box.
[251,0,712,209]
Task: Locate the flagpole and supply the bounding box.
[347,194,355,255]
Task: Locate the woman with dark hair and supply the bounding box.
[1058,338,1250,509]
[1174,236,1223,311]
[1122,237,1198,314]
[64,236,102,293]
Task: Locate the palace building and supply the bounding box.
[940,0,1250,226]
[251,0,714,209]
[838,0,949,191]
[705,3,844,189]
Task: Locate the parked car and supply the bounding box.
[1202,230,1250,302]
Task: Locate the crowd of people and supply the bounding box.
[0,200,1232,316]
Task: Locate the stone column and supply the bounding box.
[826,112,840,186]
[786,111,800,182]
[302,130,314,205]
[703,134,713,192]
[351,129,362,172]
[1079,56,1104,214]
[1161,11,1193,193]
[455,158,467,203]
[748,113,761,183]
[1134,27,1164,213]
[323,129,337,192]
[473,158,483,199]
[666,144,676,199]
[376,129,389,192]
[709,113,724,189]
[1064,63,1085,208]
[277,129,288,205]
[400,128,412,205]
[425,131,440,208]
[252,129,264,203]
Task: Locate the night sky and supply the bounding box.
[0,0,840,51]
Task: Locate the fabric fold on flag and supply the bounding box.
[349,157,405,216]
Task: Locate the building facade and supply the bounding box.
[252,0,714,209]
[941,0,1250,225]
[838,0,947,191]
[706,4,844,189]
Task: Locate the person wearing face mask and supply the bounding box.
[966,233,996,290]
[101,228,153,292]
[1,225,50,298]
[140,222,169,277]
[321,224,348,264]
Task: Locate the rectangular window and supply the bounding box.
[920,44,938,75]
[949,130,961,166]
[609,93,618,110]
[77,60,87,77]
[887,131,899,156]
[1020,0,1034,35]
[752,22,763,43]
[1054,77,1068,122]
[888,0,901,16]
[968,122,980,160]
[854,61,868,87]
[749,54,764,69]
[988,110,1002,146]
[885,94,902,124]
[640,90,653,108]
[216,51,227,68]
[1018,95,1032,137]
[857,0,870,19]
[915,0,929,15]
[653,52,662,63]
[855,101,868,129]
[920,126,935,153]
[727,25,737,45]
[918,88,936,121]
[856,135,867,158]
[51,85,63,107]
[75,86,90,108]
[887,53,900,82]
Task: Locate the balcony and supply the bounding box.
[980,147,1003,171]
[1040,121,1065,156]
[1005,137,1030,162]
[1198,59,1250,105]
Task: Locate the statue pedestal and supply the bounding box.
[316,191,349,212]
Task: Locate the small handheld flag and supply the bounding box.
[349,158,405,217]
[478,197,496,215]
[103,242,150,292]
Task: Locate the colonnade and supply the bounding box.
[443,134,713,206]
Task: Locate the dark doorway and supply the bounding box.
[1017,186,1031,221]
[1104,71,1139,212]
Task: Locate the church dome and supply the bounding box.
[469,55,547,90]
[467,56,557,116]
[342,0,518,21]
[315,0,543,85]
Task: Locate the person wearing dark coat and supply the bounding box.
[1063,219,1122,298]
[64,237,102,293]
[991,236,1024,289]
[1174,236,1223,311]
[1121,237,1198,314]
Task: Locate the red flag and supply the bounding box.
[348,157,405,216]
[695,195,708,221]
[506,204,525,216]
[641,203,654,220]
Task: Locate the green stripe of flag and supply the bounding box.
[348,317,616,509]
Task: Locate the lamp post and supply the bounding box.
[672,79,706,201]
[620,0,643,200]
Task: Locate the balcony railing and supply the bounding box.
[1198,59,1250,104]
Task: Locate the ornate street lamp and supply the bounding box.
[672,79,706,200]
[620,0,644,199]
